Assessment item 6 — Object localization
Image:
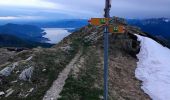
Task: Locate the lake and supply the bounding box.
[43,28,73,44]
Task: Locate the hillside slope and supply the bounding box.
[0,19,156,100]
[127,18,170,47]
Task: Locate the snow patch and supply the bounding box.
[135,34,170,100]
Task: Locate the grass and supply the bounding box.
[1,38,81,100]
[24,43,79,100]
[58,46,103,100]
[0,30,98,100]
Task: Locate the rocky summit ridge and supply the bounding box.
[0,17,163,100]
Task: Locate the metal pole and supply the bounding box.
[104,0,111,100]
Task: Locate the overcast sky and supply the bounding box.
[0,0,170,21]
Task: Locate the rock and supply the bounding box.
[12,62,18,69]
[25,93,29,98]
[16,70,20,74]
[99,95,104,99]
[5,88,14,97]
[25,56,33,62]
[84,32,102,43]
[6,88,12,93]
[0,62,18,76]
[18,92,29,98]
[20,83,23,85]
[42,69,46,72]
[0,91,5,96]
[28,88,34,93]
[0,67,13,76]
[60,45,73,52]
[19,67,34,81]
[11,80,18,84]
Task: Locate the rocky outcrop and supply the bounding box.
[19,67,34,81]
[5,88,14,97]
[0,67,13,76]
[0,92,5,96]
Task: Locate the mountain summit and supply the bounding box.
[0,17,169,100]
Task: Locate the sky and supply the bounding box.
[0,0,170,21]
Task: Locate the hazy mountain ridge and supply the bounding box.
[27,19,88,28]
[0,23,48,43]
[127,18,170,46]
[0,34,53,48]
[0,23,53,48]
[0,18,169,48]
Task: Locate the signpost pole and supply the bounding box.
[104,0,111,100]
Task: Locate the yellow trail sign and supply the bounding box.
[109,25,125,33]
[88,17,126,33]
[88,18,110,26]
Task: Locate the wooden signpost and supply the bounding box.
[88,1,125,100]
[109,25,125,33]
[88,18,109,26]
[88,18,125,33]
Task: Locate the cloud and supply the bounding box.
[0,0,170,19]
[0,0,62,9]
[0,16,17,20]
[0,16,44,20]
[109,0,170,18]
[50,0,170,18]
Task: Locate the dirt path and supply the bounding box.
[43,51,81,100]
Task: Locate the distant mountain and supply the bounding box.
[27,19,88,28]
[127,18,170,46]
[0,24,53,48]
[0,23,48,43]
[0,34,52,48]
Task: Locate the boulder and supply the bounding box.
[19,67,34,81]
[25,56,33,62]
[0,62,18,76]
[0,67,13,76]
[60,45,73,52]
[0,91,5,96]
[5,88,14,97]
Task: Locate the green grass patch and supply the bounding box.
[58,47,103,100]
[1,38,81,100]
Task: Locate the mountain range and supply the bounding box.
[0,18,169,48]
[25,19,88,28]
[127,18,170,46]
[0,23,52,48]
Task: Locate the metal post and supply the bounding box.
[104,0,111,100]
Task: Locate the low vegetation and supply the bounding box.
[58,46,103,100]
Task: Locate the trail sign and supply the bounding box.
[109,25,125,33]
[88,18,110,26]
